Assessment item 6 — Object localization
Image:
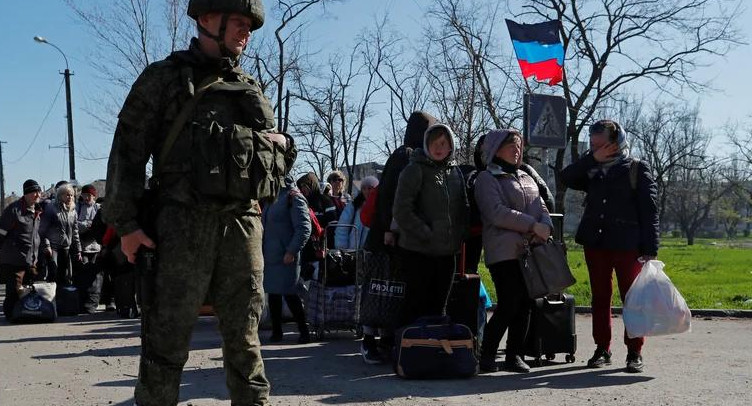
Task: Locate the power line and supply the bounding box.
[9,78,65,164]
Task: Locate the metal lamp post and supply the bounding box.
[34,36,76,181]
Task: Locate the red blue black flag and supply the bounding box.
[505,19,564,86]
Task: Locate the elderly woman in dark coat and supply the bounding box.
[560,119,659,374]
[262,175,312,343]
[39,182,82,287]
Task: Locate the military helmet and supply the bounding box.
[187,0,265,31]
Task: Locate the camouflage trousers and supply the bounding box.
[135,206,268,406]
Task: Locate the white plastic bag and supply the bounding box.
[623,260,692,338]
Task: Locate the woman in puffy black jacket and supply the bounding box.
[560,119,659,374]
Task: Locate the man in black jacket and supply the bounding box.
[1,179,44,319]
[361,111,437,360]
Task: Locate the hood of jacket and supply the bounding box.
[481,129,521,168]
[404,111,438,149]
[416,123,457,166]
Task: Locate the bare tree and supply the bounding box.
[418,0,522,164]
[293,27,385,192]
[246,0,338,133]
[368,19,431,155]
[729,119,752,166]
[623,101,710,230]
[519,0,742,214]
[66,0,192,130]
[668,157,736,245]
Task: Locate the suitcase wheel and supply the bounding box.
[314,328,325,341]
[565,354,576,363]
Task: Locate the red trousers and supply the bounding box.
[584,248,645,353]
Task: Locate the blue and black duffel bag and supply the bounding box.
[393,315,478,379]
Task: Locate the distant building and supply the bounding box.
[2,192,18,209]
[342,162,384,195]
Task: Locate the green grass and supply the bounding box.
[478,237,752,310]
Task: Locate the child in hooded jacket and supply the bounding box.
[392,123,469,327]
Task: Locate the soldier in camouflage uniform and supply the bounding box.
[104,1,294,405]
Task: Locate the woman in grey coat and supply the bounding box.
[262,175,312,343]
[474,129,553,373]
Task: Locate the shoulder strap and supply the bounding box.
[629,159,640,191]
[153,74,224,179]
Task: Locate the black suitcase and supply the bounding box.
[524,293,577,366]
[446,245,481,336]
[56,284,81,316]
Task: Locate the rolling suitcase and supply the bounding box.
[524,293,577,366]
[56,284,81,316]
[445,245,481,337]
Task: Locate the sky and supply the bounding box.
[0,0,750,197]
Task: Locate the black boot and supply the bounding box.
[268,294,284,342]
[286,295,310,344]
[504,355,531,373]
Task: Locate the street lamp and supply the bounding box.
[34,36,76,181]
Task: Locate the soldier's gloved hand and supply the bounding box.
[121,229,156,264]
[264,132,288,147]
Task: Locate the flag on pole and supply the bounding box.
[505,19,564,86]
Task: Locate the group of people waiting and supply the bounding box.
[2,113,658,376]
[258,110,659,376]
[1,181,139,320]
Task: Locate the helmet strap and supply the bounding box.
[197,13,236,59]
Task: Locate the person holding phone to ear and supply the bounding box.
[560,119,659,374]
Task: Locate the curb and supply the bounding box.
[574,306,752,318]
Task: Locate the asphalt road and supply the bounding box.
[1,309,751,406]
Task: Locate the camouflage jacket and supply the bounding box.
[105,38,285,237]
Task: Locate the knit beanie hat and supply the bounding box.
[360,176,379,189]
[81,184,98,197]
[23,179,42,194]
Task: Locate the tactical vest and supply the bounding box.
[158,65,286,206]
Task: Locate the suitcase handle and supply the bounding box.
[543,293,566,305]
